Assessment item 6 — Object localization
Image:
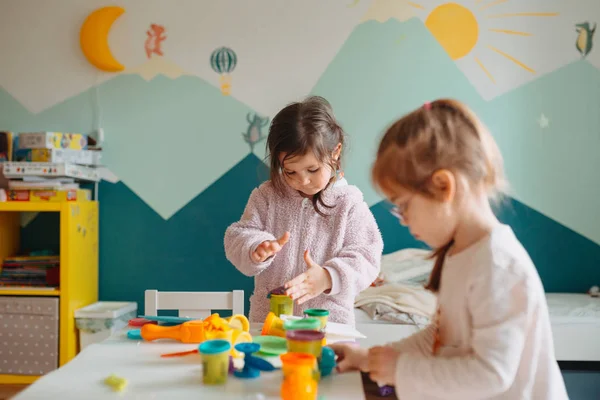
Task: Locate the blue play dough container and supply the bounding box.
[319,346,336,377]
[199,339,231,385]
[233,342,277,379]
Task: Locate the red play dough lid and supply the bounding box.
[128,318,157,327]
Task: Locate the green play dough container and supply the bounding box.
[283,318,321,332]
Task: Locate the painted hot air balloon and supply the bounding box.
[210,47,237,95]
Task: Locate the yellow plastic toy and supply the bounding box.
[280,353,319,400]
[104,374,128,392]
[148,313,252,358]
[230,330,253,358]
[142,313,250,343]
[226,314,250,332]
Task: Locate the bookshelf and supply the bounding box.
[0,201,98,384]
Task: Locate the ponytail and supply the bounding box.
[425,239,454,293]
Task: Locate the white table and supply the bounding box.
[13,323,368,400]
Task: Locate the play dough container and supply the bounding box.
[286,330,325,360]
[268,287,294,317]
[303,309,329,330]
[261,312,286,337]
[284,318,326,346]
[199,340,231,385]
[280,353,319,400]
[283,318,321,332]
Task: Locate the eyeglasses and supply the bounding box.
[389,195,414,223]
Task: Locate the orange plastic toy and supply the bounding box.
[280,353,319,400]
[141,313,244,343]
[141,320,207,343]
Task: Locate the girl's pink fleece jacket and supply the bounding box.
[224,179,383,324]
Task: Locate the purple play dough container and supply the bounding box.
[286,329,325,359]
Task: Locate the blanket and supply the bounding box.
[355,283,436,327]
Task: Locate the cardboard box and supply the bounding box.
[0,131,14,161]
[14,148,102,166]
[7,189,92,202]
[18,132,88,150]
[0,296,59,375]
[3,162,100,182]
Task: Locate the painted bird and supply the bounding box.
[575,22,596,58]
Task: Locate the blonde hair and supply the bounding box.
[371,99,507,292]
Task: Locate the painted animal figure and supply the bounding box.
[242,113,269,152]
[576,22,596,58]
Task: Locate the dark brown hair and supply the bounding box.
[267,96,345,216]
[371,99,507,292]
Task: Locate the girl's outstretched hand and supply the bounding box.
[284,250,332,304]
[328,343,368,373]
[251,232,290,263]
[367,346,400,386]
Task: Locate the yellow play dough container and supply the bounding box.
[261,312,286,337]
[199,340,231,385]
[270,294,294,317]
[303,309,329,330]
[286,330,325,360]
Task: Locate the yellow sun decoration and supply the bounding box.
[410,0,559,84]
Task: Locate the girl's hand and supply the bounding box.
[328,343,368,373]
[367,346,400,386]
[284,250,332,304]
[251,232,290,263]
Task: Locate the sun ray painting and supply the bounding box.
[396,0,569,100]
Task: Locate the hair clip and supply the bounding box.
[423,102,431,110]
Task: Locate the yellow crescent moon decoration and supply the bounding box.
[80,6,125,72]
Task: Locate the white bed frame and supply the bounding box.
[355,320,600,362]
[354,293,600,362]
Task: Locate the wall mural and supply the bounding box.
[243,113,269,153]
[145,24,167,59]
[1,3,600,355]
[576,22,596,58]
[210,47,238,96]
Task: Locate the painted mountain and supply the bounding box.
[98,154,268,312]
[0,72,268,220]
[311,18,600,291]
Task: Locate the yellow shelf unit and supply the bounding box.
[0,201,98,385]
[0,288,60,296]
[0,374,40,384]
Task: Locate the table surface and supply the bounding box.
[13,323,374,400]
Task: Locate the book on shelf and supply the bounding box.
[0,255,60,288]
